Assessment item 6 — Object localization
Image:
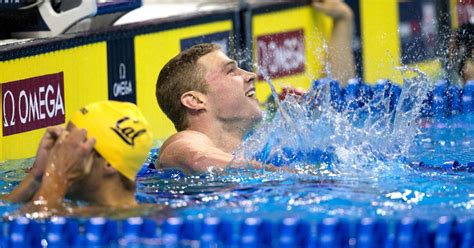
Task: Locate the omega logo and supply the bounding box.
[113,63,133,97]
[2,73,65,136]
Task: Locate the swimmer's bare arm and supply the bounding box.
[158,131,233,174]
[158,131,297,174]
[313,0,356,85]
[23,129,95,212]
[2,127,64,203]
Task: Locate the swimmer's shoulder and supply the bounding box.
[158,130,214,168]
[161,130,213,150]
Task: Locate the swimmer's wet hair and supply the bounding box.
[156,43,221,131]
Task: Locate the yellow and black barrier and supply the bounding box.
[0,8,239,161]
[360,0,444,83]
[0,0,453,162]
[1,42,108,160]
[248,1,333,103]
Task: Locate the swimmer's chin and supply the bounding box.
[247,111,264,129]
[253,110,264,122]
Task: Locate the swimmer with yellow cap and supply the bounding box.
[70,101,153,181]
[4,101,153,212]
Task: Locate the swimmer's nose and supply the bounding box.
[245,70,257,84]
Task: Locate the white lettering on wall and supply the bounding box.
[2,81,65,126]
[113,63,133,97]
[3,90,15,127]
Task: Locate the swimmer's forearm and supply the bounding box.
[187,152,234,173]
[3,173,41,203]
[29,167,69,210]
[329,9,356,86]
[229,160,299,173]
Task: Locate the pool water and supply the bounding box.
[0,74,473,227]
[410,114,474,165]
[135,117,474,222]
[133,73,474,224]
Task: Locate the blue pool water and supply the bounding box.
[135,120,474,221]
[0,74,473,247]
[409,115,474,165]
[134,74,474,223]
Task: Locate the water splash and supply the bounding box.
[233,66,433,176]
[132,30,473,221]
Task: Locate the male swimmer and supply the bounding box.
[3,101,153,214]
[155,0,356,174]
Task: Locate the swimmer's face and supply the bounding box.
[65,122,107,199]
[198,50,263,128]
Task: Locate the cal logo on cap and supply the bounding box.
[111,117,147,146]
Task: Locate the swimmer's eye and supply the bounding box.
[226,63,239,75]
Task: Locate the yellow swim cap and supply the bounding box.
[70,101,153,181]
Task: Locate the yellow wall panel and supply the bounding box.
[0,43,108,161]
[361,0,402,84]
[252,6,332,102]
[450,0,459,29]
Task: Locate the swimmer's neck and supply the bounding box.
[188,121,249,153]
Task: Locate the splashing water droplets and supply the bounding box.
[234,65,433,177]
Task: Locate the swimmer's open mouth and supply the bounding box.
[245,88,256,97]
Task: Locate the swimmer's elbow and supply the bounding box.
[187,151,230,173]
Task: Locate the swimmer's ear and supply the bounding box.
[103,163,118,176]
[181,91,207,110]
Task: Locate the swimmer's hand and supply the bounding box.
[27,128,95,211]
[3,126,65,203]
[44,128,96,187]
[312,0,354,20]
[30,126,65,181]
